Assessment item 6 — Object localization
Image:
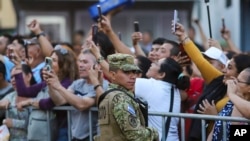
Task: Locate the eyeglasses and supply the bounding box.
[54,45,68,55]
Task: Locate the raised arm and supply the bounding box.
[99,15,133,55]
[42,70,67,106]
[27,19,54,57]
[227,79,250,119]
[87,39,112,81]
[131,32,146,57]
[173,22,222,84]
[194,19,209,50]
[221,28,241,54]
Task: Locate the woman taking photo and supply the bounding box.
[12,44,78,141]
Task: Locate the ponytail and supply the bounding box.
[176,74,190,90]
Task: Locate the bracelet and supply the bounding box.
[36,32,45,39]
[181,36,189,43]
[94,84,101,90]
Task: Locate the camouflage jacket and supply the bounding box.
[96,83,159,141]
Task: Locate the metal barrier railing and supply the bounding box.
[6,106,250,141]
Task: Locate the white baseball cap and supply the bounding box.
[202,47,228,65]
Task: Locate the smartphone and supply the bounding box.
[92,24,98,45]
[173,10,178,32]
[97,5,102,21]
[222,18,226,33]
[45,57,52,72]
[134,21,139,32]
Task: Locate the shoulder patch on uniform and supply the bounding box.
[128,115,138,128]
[127,104,136,116]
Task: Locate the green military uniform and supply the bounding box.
[95,54,159,141]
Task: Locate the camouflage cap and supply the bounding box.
[108,53,141,72]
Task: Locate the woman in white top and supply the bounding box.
[135,57,190,141]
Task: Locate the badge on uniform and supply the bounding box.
[128,115,138,128]
[127,104,136,116]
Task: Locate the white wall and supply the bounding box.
[192,0,241,49]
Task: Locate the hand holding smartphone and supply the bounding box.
[45,57,52,72]
[134,21,139,32]
[173,10,178,32]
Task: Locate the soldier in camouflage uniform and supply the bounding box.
[95,53,159,141]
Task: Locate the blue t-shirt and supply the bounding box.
[32,62,45,83]
[3,56,14,82]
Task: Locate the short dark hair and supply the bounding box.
[11,35,25,48]
[233,54,250,74]
[164,40,180,56]
[2,34,13,45]
[152,37,168,45]
[74,30,85,36]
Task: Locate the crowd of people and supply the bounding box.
[0,9,250,141]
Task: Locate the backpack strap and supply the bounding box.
[163,86,175,141]
[98,88,121,107]
[98,88,137,107]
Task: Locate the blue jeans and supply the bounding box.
[57,127,68,141]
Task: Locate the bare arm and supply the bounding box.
[27,19,54,57]
[99,15,133,55]
[194,20,209,50]
[221,29,241,54]
[131,32,146,57]
[48,86,67,106]
[229,94,250,118]
[87,39,112,81]
[54,85,95,111]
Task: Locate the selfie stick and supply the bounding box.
[205,0,212,38]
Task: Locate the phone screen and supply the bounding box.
[45,57,52,72]
[173,10,178,32]
[134,21,139,32]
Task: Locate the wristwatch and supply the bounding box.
[97,56,104,64]
[36,32,46,39]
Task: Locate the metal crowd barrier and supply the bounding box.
[7,106,250,141]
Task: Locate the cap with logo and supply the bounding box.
[108,53,141,72]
